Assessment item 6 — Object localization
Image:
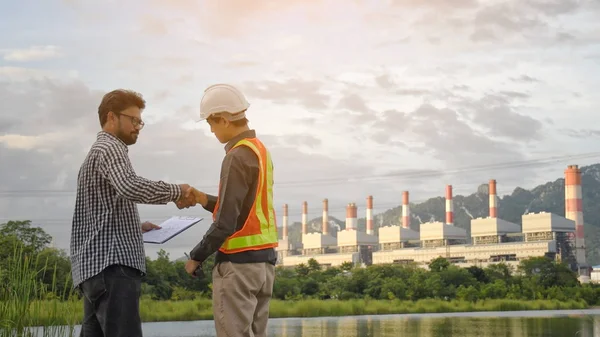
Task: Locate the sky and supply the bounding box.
[1,0,600,259]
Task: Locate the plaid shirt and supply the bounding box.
[70,131,182,288]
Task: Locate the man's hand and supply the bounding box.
[185,259,202,277]
[190,187,208,207]
[176,185,208,209]
[141,221,161,233]
[176,184,195,209]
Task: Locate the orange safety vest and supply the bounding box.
[215,137,278,254]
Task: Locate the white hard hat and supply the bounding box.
[199,83,250,121]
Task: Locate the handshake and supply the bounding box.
[176,184,208,209]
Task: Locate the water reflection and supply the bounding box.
[30,309,600,337]
[274,311,597,337]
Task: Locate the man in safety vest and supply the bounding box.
[184,83,278,337]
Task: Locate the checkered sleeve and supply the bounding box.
[97,144,182,204]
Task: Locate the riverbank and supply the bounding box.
[21,298,589,325]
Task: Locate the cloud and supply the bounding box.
[389,0,478,10]
[375,73,395,89]
[137,15,170,35]
[145,0,337,38]
[336,92,371,113]
[0,133,68,150]
[455,93,544,141]
[242,78,330,110]
[397,89,431,96]
[0,67,56,81]
[371,102,526,166]
[522,0,581,16]
[237,70,548,170]
[560,128,600,139]
[474,3,546,35]
[0,79,104,136]
[283,134,322,148]
[511,75,541,83]
[367,0,599,49]
[2,46,63,62]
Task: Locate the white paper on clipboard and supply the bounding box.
[143,216,203,244]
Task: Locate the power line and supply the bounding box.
[0,206,404,222]
[277,151,600,186]
[0,199,444,223]
[0,151,596,198]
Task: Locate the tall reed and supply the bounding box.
[0,245,78,337]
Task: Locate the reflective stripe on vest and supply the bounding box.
[215,137,278,254]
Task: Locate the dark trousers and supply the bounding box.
[78,264,143,337]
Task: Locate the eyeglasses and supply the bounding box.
[115,112,145,129]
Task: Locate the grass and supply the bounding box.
[4,297,587,325]
[0,247,78,337]
[268,298,588,318]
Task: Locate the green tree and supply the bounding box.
[0,220,52,254]
[466,266,489,283]
[307,258,321,273]
[518,257,578,288]
[485,263,513,283]
[295,263,309,277]
[340,261,353,272]
[428,257,450,272]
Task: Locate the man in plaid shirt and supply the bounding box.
[70,89,198,337]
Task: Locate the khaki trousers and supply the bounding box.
[212,261,275,337]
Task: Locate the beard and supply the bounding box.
[116,125,138,145]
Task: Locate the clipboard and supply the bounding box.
[143,216,203,244]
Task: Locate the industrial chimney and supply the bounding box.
[446,185,454,225]
[346,203,357,230]
[402,191,410,229]
[282,204,288,240]
[322,198,329,234]
[302,201,308,235]
[489,179,497,218]
[565,165,588,276]
[366,195,374,235]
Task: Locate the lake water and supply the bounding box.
[40,309,600,336]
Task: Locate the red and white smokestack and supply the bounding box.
[282,204,288,240]
[322,198,329,234]
[445,185,454,225]
[402,191,410,229]
[366,195,374,235]
[345,203,357,230]
[301,201,308,235]
[489,179,498,218]
[565,165,587,269]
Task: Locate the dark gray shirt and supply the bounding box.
[70,131,182,288]
[189,129,277,265]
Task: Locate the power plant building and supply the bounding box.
[275,165,590,283]
[470,179,522,245]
